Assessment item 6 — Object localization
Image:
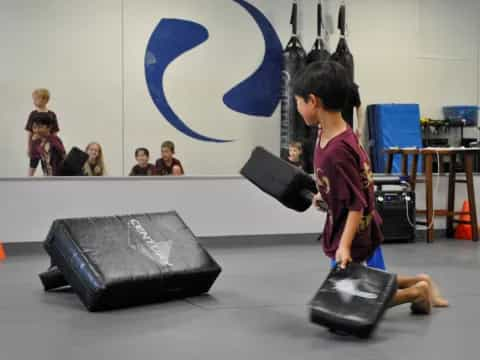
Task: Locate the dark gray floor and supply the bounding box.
[0,238,478,360]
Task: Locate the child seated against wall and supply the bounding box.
[83,142,107,176]
[129,148,156,176]
[155,141,184,176]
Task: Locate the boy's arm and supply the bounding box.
[26,132,32,154]
[355,105,364,137]
[336,209,363,269]
[330,153,368,268]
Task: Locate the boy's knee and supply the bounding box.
[416,273,431,282]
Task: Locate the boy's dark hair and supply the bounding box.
[31,112,52,127]
[161,141,175,153]
[293,61,351,112]
[135,147,149,157]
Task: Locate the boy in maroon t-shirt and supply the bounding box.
[32,115,66,176]
[293,61,448,313]
[155,141,184,176]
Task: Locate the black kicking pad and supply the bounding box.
[60,147,89,176]
[309,263,397,338]
[240,146,317,212]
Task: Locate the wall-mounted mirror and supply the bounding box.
[2,0,479,177]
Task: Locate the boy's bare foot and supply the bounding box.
[410,281,432,315]
[417,274,449,307]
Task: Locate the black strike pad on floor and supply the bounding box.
[241,146,317,212]
[309,263,397,338]
[43,211,222,311]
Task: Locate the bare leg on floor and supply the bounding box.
[391,281,432,314]
[397,274,449,307]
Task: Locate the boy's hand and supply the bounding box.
[312,192,328,211]
[335,246,352,269]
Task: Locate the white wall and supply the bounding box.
[1,0,479,177]
[0,0,123,176]
[478,0,480,108]
[306,0,479,119]
[1,175,480,244]
[0,177,324,243]
[122,0,284,177]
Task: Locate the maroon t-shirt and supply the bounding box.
[314,127,383,262]
[155,158,184,176]
[25,111,59,160]
[129,164,156,176]
[36,135,66,176]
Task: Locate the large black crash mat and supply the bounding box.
[43,211,222,311]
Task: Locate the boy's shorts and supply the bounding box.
[30,158,40,169]
[29,138,42,169]
[330,246,386,270]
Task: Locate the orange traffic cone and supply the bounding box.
[0,242,6,261]
[455,200,472,240]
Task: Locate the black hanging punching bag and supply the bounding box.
[306,1,330,65]
[304,1,330,173]
[280,1,307,160]
[331,4,354,81]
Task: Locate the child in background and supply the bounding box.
[155,141,184,176]
[129,148,156,176]
[83,142,107,176]
[287,141,305,170]
[32,114,66,176]
[25,88,60,176]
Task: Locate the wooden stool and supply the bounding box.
[384,148,480,243]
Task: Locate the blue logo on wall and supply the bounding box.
[144,0,282,142]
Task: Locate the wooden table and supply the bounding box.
[384,147,480,243]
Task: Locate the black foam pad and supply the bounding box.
[39,266,69,291]
[331,37,354,81]
[43,212,222,311]
[310,263,397,338]
[281,33,307,159]
[60,147,88,176]
[241,147,317,212]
